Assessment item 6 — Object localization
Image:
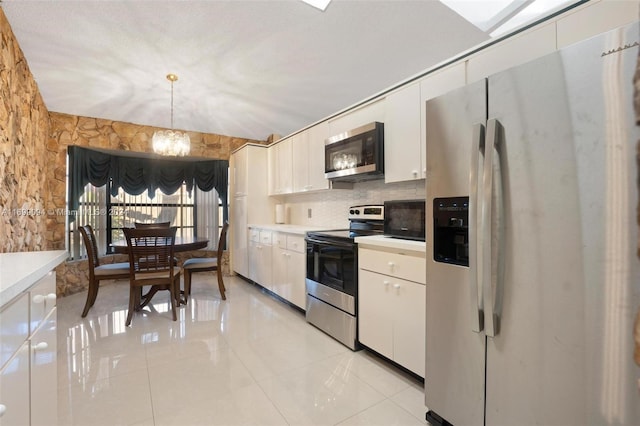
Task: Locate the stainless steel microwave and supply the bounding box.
[384,199,426,241]
[324,122,384,182]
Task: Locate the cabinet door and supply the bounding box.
[231,197,248,277]
[248,240,260,283]
[29,271,56,335]
[358,269,393,359]
[328,98,385,136]
[384,83,422,183]
[257,242,273,290]
[292,132,309,193]
[420,62,466,181]
[232,147,248,197]
[0,343,30,426]
[307,122,330,192]
[393,279,426,377]
[30,309,57,426]
[287,250,307,310]
[271,247,288,299]
[269,139,293,195]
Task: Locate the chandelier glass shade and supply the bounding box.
[152,73,190,156]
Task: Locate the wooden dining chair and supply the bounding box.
[182,221,229,301]
[123,226,181,326]
[134,221,171,228]
[79,225,130,318]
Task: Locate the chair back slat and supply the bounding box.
[134,222,171,229]
[79,225,100,267]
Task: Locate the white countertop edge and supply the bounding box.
[0,250,68,308]
[355,235,427,253]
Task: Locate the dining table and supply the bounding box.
[112,235,210,307]
[110,235,209,254]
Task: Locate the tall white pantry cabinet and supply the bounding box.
[230,144,275,277]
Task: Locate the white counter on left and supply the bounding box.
[0,250,67,307]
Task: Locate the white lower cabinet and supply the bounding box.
[271,232,306,309]
[358,246,425,377]
[248,229,273,290]
[30,308,57,426]
[1,269,58,426]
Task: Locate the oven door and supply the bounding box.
[305,236,357,297]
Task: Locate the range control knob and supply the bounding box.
[354,209,360,215]
[349,209,355,215]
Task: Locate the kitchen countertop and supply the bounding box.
[0,250,68,307]
[355,235,427,253]
[247,224,336,235]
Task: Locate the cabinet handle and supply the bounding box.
[33,342,48,351]
[412,170,418,177]
[388,262,395,271]
[0,404,6,417]
[383,280,390,288]
[32,294,45,304]
[45,293,57,303]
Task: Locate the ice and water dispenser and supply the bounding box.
[433,197,469,266]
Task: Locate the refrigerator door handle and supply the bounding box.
[469,123,485,333]
[482,118,504,338]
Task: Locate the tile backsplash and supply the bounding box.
[282,179,426,228]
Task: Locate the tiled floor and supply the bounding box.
[57,275,428,426]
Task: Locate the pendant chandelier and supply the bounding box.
[152,73,191,156]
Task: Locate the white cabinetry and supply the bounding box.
[384,82,421,183]
[327,98,385,137]
[272,232,306,309]
[358,245,426,377]
[230,144,273,278]
[268,138,293,195]
[249,228,273,290]
[1,266,59,426]
[292,122,330,193]
[466,22,556,84]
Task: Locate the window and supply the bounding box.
[69,182,222,260]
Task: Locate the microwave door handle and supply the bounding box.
[469,123,485,333]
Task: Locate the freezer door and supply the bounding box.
[485,22,640,425]
[425,79,486,426]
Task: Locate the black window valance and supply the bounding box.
[68,146,228,221]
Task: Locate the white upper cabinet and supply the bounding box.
[327,98,386,137]
[556,0,639,49]
[292,122,330,193]
[420,62,467,179]
[232,145,249,197]
[384,82,422,183]
[268,138,293,196]
[466,21,557,84]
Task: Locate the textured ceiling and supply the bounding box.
[1,0,488,141]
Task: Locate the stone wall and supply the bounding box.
[48,113,265,296]
[0,8,49,252]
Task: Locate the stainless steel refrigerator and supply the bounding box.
[425,21,640,426]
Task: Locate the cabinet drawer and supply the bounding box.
[359,247,426,284]
[272,232,286,249]
[259,230,272,246]
[286,234,305,253]
[29,271,56,335]
[249,228,260,242]
[0,293,29,369]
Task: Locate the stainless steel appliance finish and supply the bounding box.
[383,199,426,241]
[425,22,640,426]
[324,122,384,181]
[305,205,384,350]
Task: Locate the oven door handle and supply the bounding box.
[304,237,356,250]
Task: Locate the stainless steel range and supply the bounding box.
[304,205,384,350]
